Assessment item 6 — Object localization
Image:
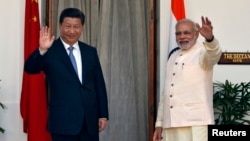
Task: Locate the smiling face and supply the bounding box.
[175,20,199,50]
[59,17,83,46]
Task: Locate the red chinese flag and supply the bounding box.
[20,0,51,141]
[168,0,186,54]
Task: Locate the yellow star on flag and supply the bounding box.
[32,16,37,23]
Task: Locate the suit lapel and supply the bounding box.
[54,39,80,82]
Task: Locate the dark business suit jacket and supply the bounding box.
[24,38,109,135]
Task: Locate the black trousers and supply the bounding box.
[51,121,99,141]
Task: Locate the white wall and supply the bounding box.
[0,0,43,140]
[0,0,26,141]
[185,0,250,84]
[0,0,250,141]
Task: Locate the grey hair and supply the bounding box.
[175,18,198,31]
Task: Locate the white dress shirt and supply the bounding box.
[61,38,82,83]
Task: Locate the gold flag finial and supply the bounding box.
[32,0,39,3]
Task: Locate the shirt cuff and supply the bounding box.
[39,48,47,55]
[155,121,163,127]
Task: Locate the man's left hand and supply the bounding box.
[196,16,214,40]
[99,118,108,132]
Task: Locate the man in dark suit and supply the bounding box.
[24,8,109,141]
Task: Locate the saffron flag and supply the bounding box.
[168,0,186,54]
[20,0,51,141]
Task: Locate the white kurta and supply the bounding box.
[155,38,222,129]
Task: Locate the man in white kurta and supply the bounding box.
[153,17,222,141]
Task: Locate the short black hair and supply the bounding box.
[59,8,85,25]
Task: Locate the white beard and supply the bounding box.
[177,37,196,50]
